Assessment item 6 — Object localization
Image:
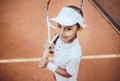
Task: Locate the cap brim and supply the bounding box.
[49,16,76,26]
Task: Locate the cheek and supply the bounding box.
[66,31,76,37]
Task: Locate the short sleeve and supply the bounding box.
[65,57,81,75]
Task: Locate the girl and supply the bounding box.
[40,5,85,81]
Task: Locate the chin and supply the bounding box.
[60,38,72,43]
[60,38,67,43]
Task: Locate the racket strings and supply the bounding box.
[46,0,57,43]
[80,0,83,8]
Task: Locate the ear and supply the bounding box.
[77,27,83,31]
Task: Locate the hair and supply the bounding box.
[66,5,84,28]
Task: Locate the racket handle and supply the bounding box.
[40,34,59,67]
[42,48,50,60]
[41,34,58,60]
[50,34,58,44]
[39,47,50,67]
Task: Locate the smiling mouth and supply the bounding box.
[60,37,68,42]
[61,36,67,39]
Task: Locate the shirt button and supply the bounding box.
[56,49,58,51]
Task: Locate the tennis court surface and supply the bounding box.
[91,0,120,33]
[0,0,120,81]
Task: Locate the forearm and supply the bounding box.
[47,62,72,78]
[55,67,72,78]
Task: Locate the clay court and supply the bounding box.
[0,0,120,81]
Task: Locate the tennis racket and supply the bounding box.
[40,0,58,67]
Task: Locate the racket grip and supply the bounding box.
[39,48,49,67]
[41,34,58,63]
[41,34,58,60]
[42,48,50,60]
[50,34,59,44]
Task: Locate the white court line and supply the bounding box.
[0,54,120,63]
[82,54,120,59]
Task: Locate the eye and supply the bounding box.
[65,27,72,31]
[57,24,61,29]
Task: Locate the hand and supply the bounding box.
[44,40,54,50]
[39,58,49,68]
[49,43,54,51]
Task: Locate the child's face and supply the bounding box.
[57,24,79,43]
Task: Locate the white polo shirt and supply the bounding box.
[53,38,82,81]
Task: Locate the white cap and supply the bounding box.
[49,7,86,28]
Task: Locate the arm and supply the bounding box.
[55,66,72,78]
[39,34,58,67]
[45,61,72,78]
[46,58,81,78]
[40,59,71,78]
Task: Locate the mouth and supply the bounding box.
[60,36,69,42]
[60,35,75,43]
[60,36,67,39]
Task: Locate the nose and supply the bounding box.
[59,28,65,36]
